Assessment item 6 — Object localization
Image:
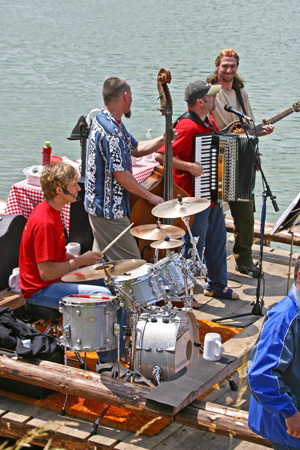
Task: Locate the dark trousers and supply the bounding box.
[229,200,254,266]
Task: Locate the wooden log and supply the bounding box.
[225,214,300,247]
[174,401,272,448]
[0,355,270,447]
[0,354,154,415]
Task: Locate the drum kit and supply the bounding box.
[59,195,209,386]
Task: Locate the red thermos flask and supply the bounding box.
[42,142,52,166]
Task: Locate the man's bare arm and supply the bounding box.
[114,170,164,205]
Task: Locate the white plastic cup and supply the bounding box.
[9,267,21,293]
[203,332,223,361]
[66,242,81,255]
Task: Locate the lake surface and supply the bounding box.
[1,0,300,232]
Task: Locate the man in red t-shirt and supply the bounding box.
[19,162,111,306]
[155,80,239,300]
[19,163,126,377]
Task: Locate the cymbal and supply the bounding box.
[62,259,146,282]
[131,223,185,240]
[152,197,210,219]
[150,239,183,249]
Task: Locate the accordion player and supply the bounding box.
[193,133,259,203]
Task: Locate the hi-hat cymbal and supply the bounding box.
[62,259,146,282]
[150,239,183,249]
[131,223,185,240]
[152,197,210,219]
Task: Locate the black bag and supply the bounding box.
[0,214,27,289]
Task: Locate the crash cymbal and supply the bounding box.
[62,259,146,282]
[131,223,185,240]
[150,239,183,249]
[152,197,210,219]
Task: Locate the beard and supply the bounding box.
[124,111,131,119]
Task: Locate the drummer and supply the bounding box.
[19,162,127,377]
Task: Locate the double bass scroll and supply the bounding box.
[157,68,173,209]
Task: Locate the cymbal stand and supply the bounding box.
[112,284,155,388]
[181,215,207,288]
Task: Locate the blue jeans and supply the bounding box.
[182,203,227,291]
[27,279,111,309]
[27,280,126,361]
[270,442,300,449]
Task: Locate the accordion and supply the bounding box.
[193,134,258,202]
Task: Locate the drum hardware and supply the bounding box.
[180,215,207,288]
[151,194,210,219]
[123,305,156,388]
[152,365,163,385]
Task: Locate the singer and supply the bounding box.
[19,162,112,309]
[206,48,274,278]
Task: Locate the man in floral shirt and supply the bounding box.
[85,77,165,261]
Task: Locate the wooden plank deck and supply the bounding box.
[0,242,299,449]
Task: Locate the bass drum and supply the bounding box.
[136,308,199,381]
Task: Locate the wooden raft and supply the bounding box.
[0,355,270,449]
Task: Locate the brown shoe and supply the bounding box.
[204,287,239,300]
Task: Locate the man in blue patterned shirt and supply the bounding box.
[85,77,165,261]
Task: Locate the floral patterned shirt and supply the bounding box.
[85,108,138,219]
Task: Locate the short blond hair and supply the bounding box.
[40,162,78,200]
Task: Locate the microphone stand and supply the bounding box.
[214,116,279,323]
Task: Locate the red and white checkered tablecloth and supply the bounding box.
[4,180,71,233]
[132,158,158,183]
[4,159,158,233]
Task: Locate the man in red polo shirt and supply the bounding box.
[155,80,239,300]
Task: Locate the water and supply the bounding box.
[1,0,300,235]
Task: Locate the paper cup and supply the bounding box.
[66,242,81,255]
[203,332,223,361]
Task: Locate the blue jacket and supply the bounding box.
[247,283,300,447]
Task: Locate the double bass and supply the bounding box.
[130,68,191,262]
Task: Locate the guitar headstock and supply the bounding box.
[292,101,300,112]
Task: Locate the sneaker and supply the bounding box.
[96,360,128,379]
[235,263,261,278]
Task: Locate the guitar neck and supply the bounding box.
[255,106,295,134]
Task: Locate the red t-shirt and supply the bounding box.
[158,113,219,197]
[19,201,66,299]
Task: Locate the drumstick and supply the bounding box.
[101,222,134,254]
[71,294,117,300]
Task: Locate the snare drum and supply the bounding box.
[136,308,199,381]
[113,263,163,309]
[150,253,193,296]
[59,296,118,352]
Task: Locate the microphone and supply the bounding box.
[224,104,253,122]
[63,189,81,202]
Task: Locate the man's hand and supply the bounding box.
[38,251,104,281]
[75,251,104,268]
[147,193,164,205]
[286,411,300,438]
[189,162,204,178]
[258,120,274,136]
